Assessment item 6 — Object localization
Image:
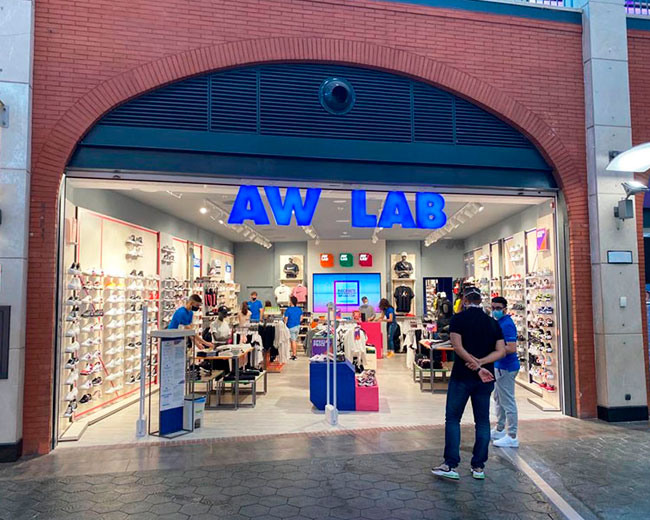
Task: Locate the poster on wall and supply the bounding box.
[280,255,304,280]
[536,228,549,251]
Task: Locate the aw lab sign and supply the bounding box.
[228,186,447,229]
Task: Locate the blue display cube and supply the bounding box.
[309,360,356,411]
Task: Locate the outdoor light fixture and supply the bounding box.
[607,143,650,173]
[613,181,650,221]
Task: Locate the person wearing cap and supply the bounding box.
[432,286,506,481]
[394,252,413,279]
[168,293,214,349]
[210,305,232,343]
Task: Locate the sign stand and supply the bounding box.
[147,329,196,439]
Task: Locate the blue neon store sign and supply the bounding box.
[228,186,447,229]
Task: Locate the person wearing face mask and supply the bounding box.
[168,294,214,349]
[490,296,520,448]
[247,291,264,323]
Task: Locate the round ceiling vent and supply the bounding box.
[319,77,356,115]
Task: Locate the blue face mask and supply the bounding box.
[492,310,504,320]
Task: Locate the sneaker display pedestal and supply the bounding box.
[355,378,379,411]
[309,360,356,411]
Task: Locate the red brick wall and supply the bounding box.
[28,0,593,454]
[629,28,650,409]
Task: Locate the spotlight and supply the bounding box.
[199,207,208,215]
[622,180,649,199]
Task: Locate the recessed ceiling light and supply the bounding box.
[333,199,347,204]
[336,219,350,223]
[342,231,349,235]
[337,207,344,211]
[199,207,208,214]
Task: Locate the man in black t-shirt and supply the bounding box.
[432,286,505,481]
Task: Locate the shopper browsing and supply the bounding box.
[432,286,505,481]
[358,296,375,322]
[247,291,264,323]
[168,294,214,349]
[210,305,232,344]
[377,298,397,358]
[283,296,303,361]
[490,296,520,448]
[238,302,251,327]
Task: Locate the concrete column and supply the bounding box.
[576,0,649,421]
[0,0,32,460]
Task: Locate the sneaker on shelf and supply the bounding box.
[81,338,94,348]
[91,376,103,386]
[67,262,81,275]
[93,338,102,346]
[125,367,135,374]
[92,363,103,374]
[64,328,79,338]
[80,295,92,304]
[79,393,93,404]
[65,358,79,370]
[105,371,123,381]
[65,310,78,322]
[105,346,117,355]
[125,343,136,351]
[115,357,124,366]
[81,324,95,334]
[105,359,117,369]
[493,435,519,448]
[80,309,93,318]
[105,334,117,343]
[431,464,460,481]
[63,402,76,418]
[80,352,94,362]
[64,372,78,385]
[64,341,80,353]
[79,363,95,375]
[126,375,136,385]
[105,386,118,394]
[64,389,78,401]
[80,380,93,390]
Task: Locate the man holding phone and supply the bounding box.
[432,286,506,481]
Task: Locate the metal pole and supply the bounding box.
[333,305,338,411]
[136,305,148,437]
[326,302,332,408]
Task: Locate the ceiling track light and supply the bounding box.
[424,202,481,247]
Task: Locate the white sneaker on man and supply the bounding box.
[493,435,519,448]
[490,428,506,441]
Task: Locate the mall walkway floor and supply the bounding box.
[1,418,648,519]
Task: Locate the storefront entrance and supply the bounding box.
[53,62,572,447]
[55,178,565,446]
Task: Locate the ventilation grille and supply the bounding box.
[102,77,209,131]
[100,64,533,149]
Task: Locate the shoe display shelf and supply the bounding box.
[161,277,190,327]
[524,271,559,409]
[502,274,527,381]
[59,265,160,441]
[197,278,241,325]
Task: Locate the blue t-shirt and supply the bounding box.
[248,300,264,321]
[169,307,193,329]
[494,314,520,371]
[384,306,396,321]
[284,306,303,329]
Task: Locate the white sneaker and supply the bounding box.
[64,372,78,385]
[81,352,94,362]
[105,334,117,342]
[490,428,506,441]
[80,295,92,304]
[105,359,117,368]
[493,435,519,448]
[65,389,78,401]
[80,380,93,390]
[115,357,124,366]
[125,367,135,374]
[81,338,94,347]
[64,342,80,353]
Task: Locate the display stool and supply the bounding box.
[192,370,224,409]
[355,380,379,411]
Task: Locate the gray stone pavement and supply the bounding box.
[0,417,648,519]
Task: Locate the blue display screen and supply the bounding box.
[312,273,381,313]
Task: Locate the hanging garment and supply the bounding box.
[275,284,292,304]
[292,284,308,303]
[394,285,414,313]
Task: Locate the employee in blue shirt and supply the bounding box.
[247,291,264,323]
[283,296,303,361]
[169,294,213,349]
[490,296,520,448]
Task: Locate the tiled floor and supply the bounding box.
[63,353,560,448]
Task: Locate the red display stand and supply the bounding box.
[359,321,383,359]
[355,380,379,411]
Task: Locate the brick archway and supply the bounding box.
[25,37,594,454]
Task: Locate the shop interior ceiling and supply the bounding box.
[69,180,547,243]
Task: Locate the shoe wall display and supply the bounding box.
[59,264,160,430]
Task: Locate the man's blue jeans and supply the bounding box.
[444,376,495,469]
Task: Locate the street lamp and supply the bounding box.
[607,143,650,221]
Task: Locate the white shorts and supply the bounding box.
[289,326,300,341]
